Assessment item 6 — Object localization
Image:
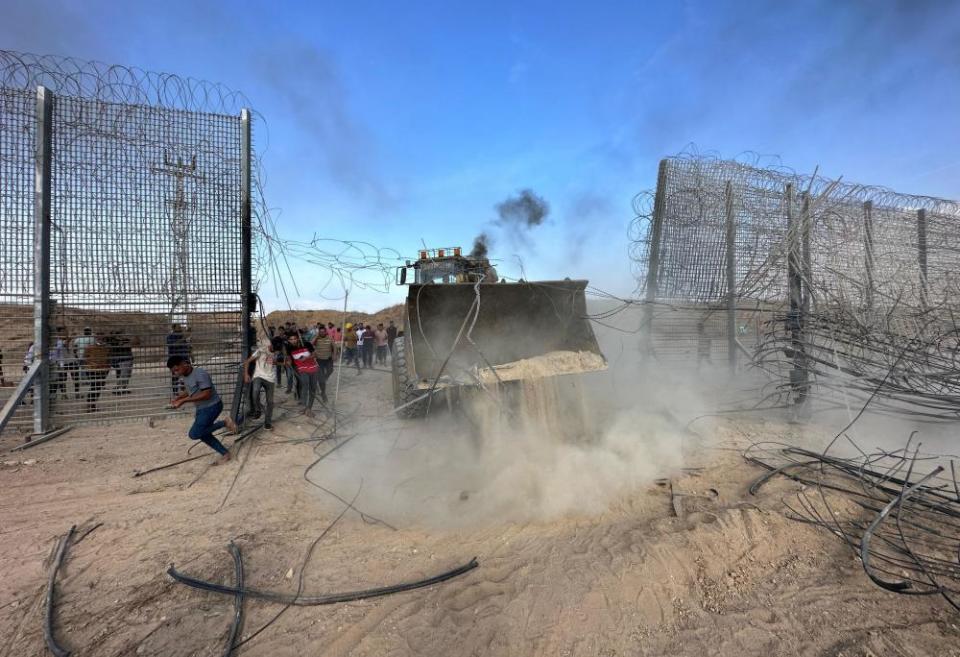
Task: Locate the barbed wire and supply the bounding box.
[0,50,253,428]
[247,150,407,303]
[631,148,960,418]
[0,49,250,115]
[255,220,408,303]
[0,49,414,308]
[630,146,960,303]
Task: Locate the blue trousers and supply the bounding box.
[188,400,229,455]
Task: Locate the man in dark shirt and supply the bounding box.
[109,330,134,394]
[166,325,189,395]
[168,355,237,462]
[386,320,398,354]
[313,326,334,404]
[84,335,111,413]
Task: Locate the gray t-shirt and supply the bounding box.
[182,367,220,409]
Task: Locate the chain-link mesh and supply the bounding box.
[43,95,243,424]
[0,88,35,426]
[0,52,249,432]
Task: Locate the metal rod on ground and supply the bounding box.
[33,85,53,435]
[135,423,263,478]
[642,159,668,358]
[44,525,75,657]
[860,466,943,592]
[9,426,71,452]
[224,542,244,657]
[724,180,737,373]
[167,557,480,606]
[132,453,208,478]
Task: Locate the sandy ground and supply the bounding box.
[1,361,959,657]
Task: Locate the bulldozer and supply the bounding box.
[391,246,607,417]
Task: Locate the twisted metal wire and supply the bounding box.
[746,437,960,611]
[0,50,250,115]
[631,149,960,418]
[0,49,409,312]
[255,223,408,302]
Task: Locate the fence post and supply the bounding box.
[233,108,253,424]
[785,183,807,407]
[724,180,737,372]
[863,201,874,314]
[33,86,53,435]
[642,159,668,357]
[801,193,811,316]
[917,208,928,310]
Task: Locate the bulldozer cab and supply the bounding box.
[396,247,497,286]
[390,245,606,417]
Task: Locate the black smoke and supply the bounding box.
[495,189,549,228]
[470,232,491,259]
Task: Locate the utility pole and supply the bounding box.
[152,152,203,326]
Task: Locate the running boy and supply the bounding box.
[167,355,237,462]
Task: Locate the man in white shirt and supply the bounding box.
[49,328,68,399]
[71,327,95,363]
[242,337,280,430]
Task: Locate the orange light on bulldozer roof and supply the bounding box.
[453,247,462,256]
[419,250,428,260]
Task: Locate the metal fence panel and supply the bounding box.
[0,88,36,427]
[44,95,244,425]
[631,153,960,415]
[0,52,251,434]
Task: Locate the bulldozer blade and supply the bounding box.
[404,280,606,385]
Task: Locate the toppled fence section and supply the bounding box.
[631,152,960,418]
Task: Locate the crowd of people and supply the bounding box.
[4,317,400,418]
[240,318,400,426]
[4,316,401,462]
[8,326,139,413]
[166,317,402,464]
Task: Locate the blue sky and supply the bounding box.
[5,0,960,311]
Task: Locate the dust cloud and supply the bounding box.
[311,302,716,529]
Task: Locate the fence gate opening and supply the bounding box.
[0,52,253,436]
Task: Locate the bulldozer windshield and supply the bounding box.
[416,260,460,284]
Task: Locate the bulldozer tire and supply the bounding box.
[392,338,428,418]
